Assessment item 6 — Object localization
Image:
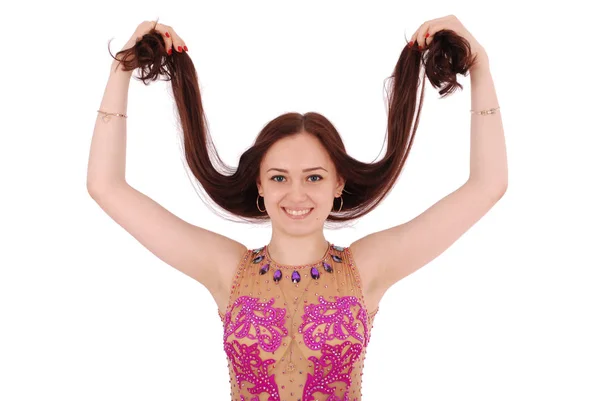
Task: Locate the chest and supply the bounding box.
[223,294,371,400]
[219,247,378,400]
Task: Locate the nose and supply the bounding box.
[288,181,308,200]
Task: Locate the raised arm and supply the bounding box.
[86,22,246,304]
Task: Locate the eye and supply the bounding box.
[269,175,323,182]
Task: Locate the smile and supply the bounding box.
[282,207,314,219]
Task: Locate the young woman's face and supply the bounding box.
[257,132,344,233]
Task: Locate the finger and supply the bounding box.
[416,23,432,50]
[409,25,422,47]
[410,22,429,49]
[410,17,446,49]
[154,23,174,55]
[167,27,188,53]
[421,16,454,47]
[424,24,441,47]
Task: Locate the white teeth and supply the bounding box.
[285,208,311,215]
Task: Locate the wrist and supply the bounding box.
[471,47,489,72]
[120,38,138,52]
[110,59,134,78]
[110,40,138,76]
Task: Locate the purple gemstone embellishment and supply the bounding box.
[253,255,265,264]
[311,267,320,279]
[323,262,333,273]
[273,269,282,282]
[259,263,270,275]
[291,271,301,284]
[331,254,342,263]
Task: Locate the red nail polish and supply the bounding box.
[168,48,172,55]
[409,41,413,47]
[184,45,188,51]
[165,32,170,38]
[425,33,429,38]
[177,46,182,52]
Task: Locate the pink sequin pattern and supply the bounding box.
[303,341,362,401]
[224,296,288,353]
[326,393,352,401]
[221,245,377,401]
[224,340,281,401]
[298,295,368,350]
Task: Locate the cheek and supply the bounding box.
[264,191,285,204]
[313,194,336,216]
[263,186,334,207]
[315,191,335,204]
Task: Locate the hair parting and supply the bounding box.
[109,27,478,229]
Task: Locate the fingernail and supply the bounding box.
[177,46,182,52]
[168,48,172,55]
[184,45,188,52]
[165,32,170,38]
[409,41,413,47]
[425,33,430,38]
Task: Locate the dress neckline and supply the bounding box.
[261,241,333,270]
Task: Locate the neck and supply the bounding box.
[267,234,329,266]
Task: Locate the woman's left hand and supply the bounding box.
[409,14,488,68]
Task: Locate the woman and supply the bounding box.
[87,15,506,401]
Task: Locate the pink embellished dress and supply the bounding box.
[218,242,379,401]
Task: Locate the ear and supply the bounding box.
[256,179,263,196]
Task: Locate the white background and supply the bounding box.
[2,1,598,400]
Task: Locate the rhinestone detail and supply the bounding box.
[251,242,343,283]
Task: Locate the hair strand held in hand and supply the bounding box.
[106,26,478,228]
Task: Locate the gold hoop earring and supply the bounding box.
[256,195,266,213]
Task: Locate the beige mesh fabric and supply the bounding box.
[218,242,379,401]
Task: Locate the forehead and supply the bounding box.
[262,134,331,170]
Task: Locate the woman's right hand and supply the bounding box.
[121,20,189,56]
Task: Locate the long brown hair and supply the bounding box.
[110,21,478,229]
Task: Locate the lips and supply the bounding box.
[281,207,314,219]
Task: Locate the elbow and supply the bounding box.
[493,182,508,203]
[87,178,126,199]
[87,180,103,199]
[467,177,508,201]
[488,181,507,200]
[496,178,508,197]
[492,179,508,196]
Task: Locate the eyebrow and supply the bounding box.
[266,167,328,173]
